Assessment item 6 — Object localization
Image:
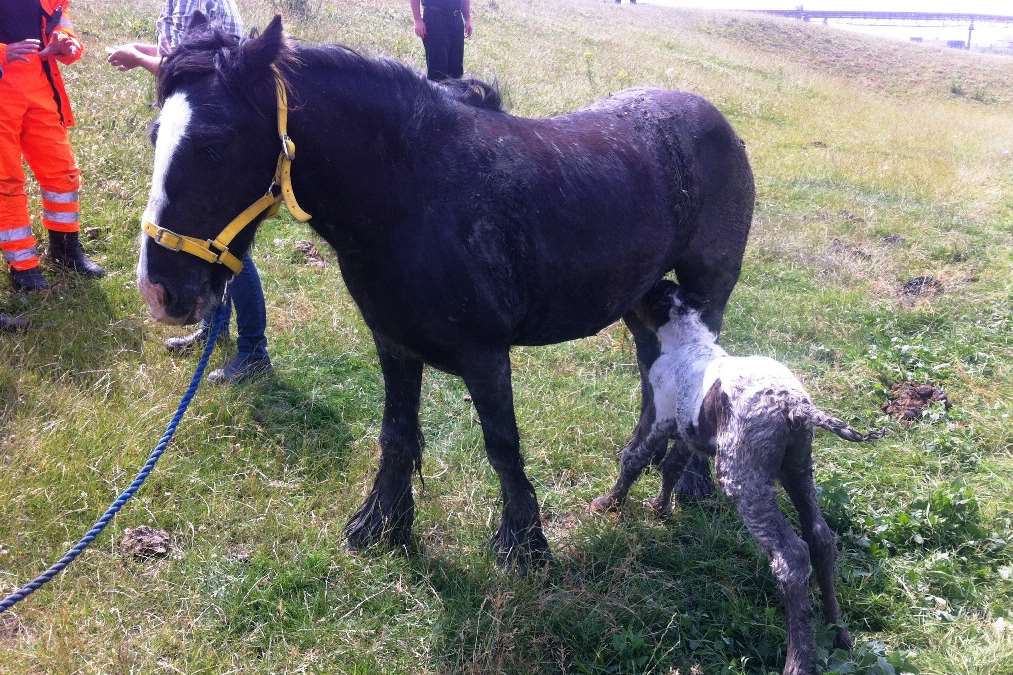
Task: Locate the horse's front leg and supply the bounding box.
[463,349,550,571]
[345,336,424,551]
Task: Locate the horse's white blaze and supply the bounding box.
[138,92,193,287]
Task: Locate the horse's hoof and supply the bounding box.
[676,464,715,500]
[344,489,413,551]
[491,524,552,574]
[647,496,672,519]
[834,627,853,651]
[589,494,619,513]
[781,650,816,675]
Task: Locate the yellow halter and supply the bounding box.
[142,70,311,275]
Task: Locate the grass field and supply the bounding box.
[1,0,1011,672]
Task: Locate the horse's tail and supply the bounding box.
[788,402,885,442]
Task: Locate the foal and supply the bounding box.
[591,280,883,675]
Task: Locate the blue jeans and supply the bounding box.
[204,253,268,359]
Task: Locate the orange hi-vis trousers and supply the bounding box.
[0,55,82,272]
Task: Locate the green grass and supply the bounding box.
[1,0,1011,672]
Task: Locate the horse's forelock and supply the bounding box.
[157,24,296,108]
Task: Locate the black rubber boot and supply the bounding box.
[48,231,106,278]
[0,313,29,332]
[207,353,273,385]
[10,267,49,292]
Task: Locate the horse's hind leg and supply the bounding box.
[462,348,550,571]
[650,441,691,517]
[671,178,752,499]
[589,310,665,512]
[345,335,424,551]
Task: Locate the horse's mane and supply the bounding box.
[157,25,503,113]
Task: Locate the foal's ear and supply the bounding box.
[239,15,286,75]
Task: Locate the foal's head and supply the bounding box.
[137,16,291,324]
[635,279,714,345]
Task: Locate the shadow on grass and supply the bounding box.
[401,501,906,675]
[1,272,144,389]
[244,373,358,479]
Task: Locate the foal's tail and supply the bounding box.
[788,402,886,442]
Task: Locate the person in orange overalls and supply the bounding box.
[0,0,105,295]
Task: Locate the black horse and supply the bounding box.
[136,17,754,566]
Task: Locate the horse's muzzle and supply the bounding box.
[138,276,210,325]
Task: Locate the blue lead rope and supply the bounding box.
[0,302,229,614]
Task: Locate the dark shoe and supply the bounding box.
[48,231,106,278]
[0,313,29,332]
[10,267,49,292]
[207,353,272,385]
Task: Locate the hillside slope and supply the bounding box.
[1,1,1010,673]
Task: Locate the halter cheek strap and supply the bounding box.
[142,71,311,275]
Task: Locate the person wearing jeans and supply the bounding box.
[108,0,272,384]
[411,0,472,81]
[165,251,269,384]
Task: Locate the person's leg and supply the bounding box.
[20,74,104,278]
[0,75,44,290]
[231,254,268,359]
[423,10,450,81]
[208,254,271,384]
[447,11,465,79]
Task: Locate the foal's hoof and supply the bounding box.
[589,494,619,513]
[491,524,552,574]
[344,490,413,551]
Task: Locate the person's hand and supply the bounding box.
[414,18,427,39]
[5,39,41,63]
[105,44,142,71]
[38,32,79,59]
[464,19,473,38]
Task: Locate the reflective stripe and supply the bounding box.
[41,190,79,204]
[0,225,33,243]
[4,248,38,262]
[42,210,79,224]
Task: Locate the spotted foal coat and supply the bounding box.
[592,279,883,675]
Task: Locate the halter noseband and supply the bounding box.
[142,70,311,275]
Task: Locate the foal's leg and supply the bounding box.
[649,441,692,517]
[462,349,549,569]
[781,433,852,651]
[725,460,816,675]
[345,336,424,551]
[590,430,668,513]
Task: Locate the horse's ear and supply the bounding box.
[187,10,209,34]
[239,15,285,75]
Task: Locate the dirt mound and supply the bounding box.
[120,526,171,559]
[883,382,949,422]
[899,275,944,307]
